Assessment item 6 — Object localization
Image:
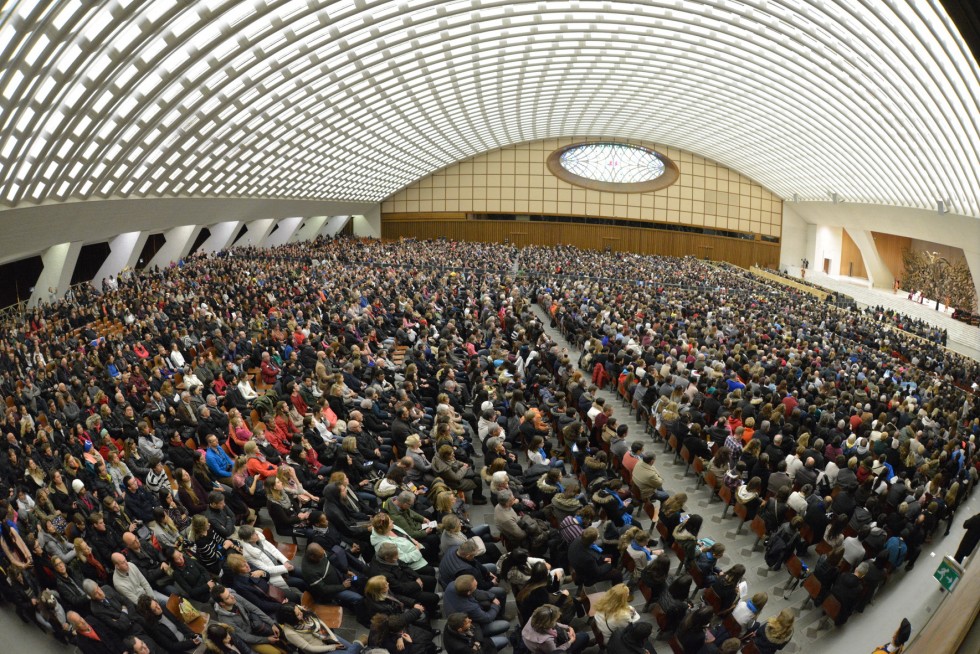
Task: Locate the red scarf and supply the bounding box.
[86,553,109,582]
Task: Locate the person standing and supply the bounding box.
[871,618,911,653]
[953,512,980,564]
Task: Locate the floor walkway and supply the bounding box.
[528,302,979,654]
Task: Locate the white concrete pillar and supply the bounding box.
[29,241,82,307]
[846,228,893,288]
[290,216,328,243]
[233,218,276,248]
[351,204,381,238]
[322,215,351,237]
[196,221,241,254]
[146,225,202,270]
[263,217,304,247]
[93,231,149,287]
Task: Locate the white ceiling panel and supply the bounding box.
[0,0,976,214]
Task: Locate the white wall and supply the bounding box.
[813,225,843,276]
[780,206,809,272]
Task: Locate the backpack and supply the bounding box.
[764,528,793,569]
[509,625,531,654]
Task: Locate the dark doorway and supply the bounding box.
[70,242,112,286]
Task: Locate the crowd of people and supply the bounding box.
[769,267,855,308]
[866,307,948,346]
[0,236,975,654]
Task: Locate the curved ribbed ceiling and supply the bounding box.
[0,0,978,215]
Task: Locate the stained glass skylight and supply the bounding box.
[559,143,666,185]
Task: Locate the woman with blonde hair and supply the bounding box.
[592,583,640,640]
[431,444,486,504]
[243,440,278,479]
[659,492,688,544]
[753,607,795,653]
[276,601,363,653]
[228,412,253,454]
[276,465,317,506]
[73,537,109,583]
[439,514,467,557]
[403,434,433,481]
[369,513,432,574]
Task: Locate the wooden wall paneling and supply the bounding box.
[840,228,868,279]
[872,232,912,282]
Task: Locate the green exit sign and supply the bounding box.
[934,555,964,592]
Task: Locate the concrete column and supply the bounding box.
[196,221,241,254]
[845,228,893,288]
[233,218,276,248]
[29,241,82,307]
[263,217,304,248]
[963,248,980,312]
[321,215,351,237]
[146,225,202,270]
[290,216,328,243]
[93,231,149,287]
[351,204,381,238]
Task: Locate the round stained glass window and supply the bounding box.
[559,143,666,184]
[547,142,679,193]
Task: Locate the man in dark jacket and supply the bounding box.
[204,490,238,539]
[443,612,499,654]
[954,511,980,564]
[167,548,213,602]
[442,576,509,649]
[211,585,283,651]
[300,543,363,609]
[68,611,127,654]
[606,621,658,654]
[567,527,620,586]
[438,540,505,603]
[124,475,161,524]
[122,532,175,594]
[138,596,201,653]
[366,542,439,612]
[83,580,155,644]
[829,563,865,625]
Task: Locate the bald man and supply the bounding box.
[67,610,126,654]
[111,551,168,605]
[122,532,172,590]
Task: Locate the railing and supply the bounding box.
[0,280,95,321]
[750,265,828,301]
[905,556,980,654]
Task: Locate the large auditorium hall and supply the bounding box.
[1,2,979,654]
